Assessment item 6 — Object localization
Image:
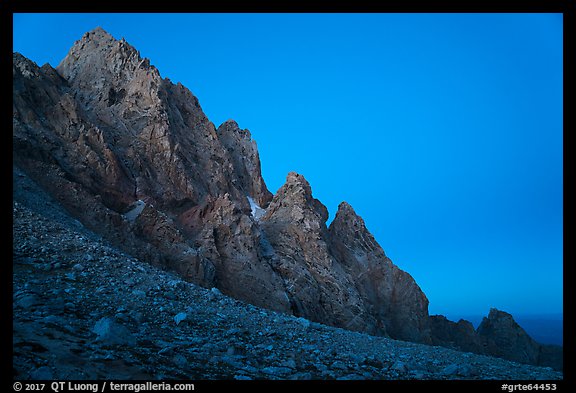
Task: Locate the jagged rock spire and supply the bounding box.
[217,119,273,207]
[329,201,432,343]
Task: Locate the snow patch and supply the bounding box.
[123,200,146,222]
[247,196,266,221]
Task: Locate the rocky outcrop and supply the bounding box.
[177,193,291,312]
[429,315,484,353]
[260,173,376,334]
[257,174,433,343]
[477,309,563,371]
[216,120,273,207]
[429,309,563,371]
[54,27,206,208]
[328,201,431,343]
[477,308,541,365]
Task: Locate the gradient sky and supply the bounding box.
[13,13,563,319]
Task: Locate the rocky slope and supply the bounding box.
[12,189,562,380]
[12,27,562,376]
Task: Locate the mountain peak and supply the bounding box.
[283,172,317,203]
[476,308,550,367]
[83,26,116,44]
[285,171,310,187]
[217,119,252,140]
[487,308,512,320]
[13,52,40,78]
[336,201,356,216]
[332,200,368,234]
[221,119,239,128]
[54,27,160,120]
[263,171,328,223]
[13,51,30,64]
[338,200,353,210]
[215,119,271,206]
[57,26,154,86]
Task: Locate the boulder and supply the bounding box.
[92,317,136,346]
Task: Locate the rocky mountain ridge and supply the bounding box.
[12,27,562,376]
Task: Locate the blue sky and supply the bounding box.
[13,13,563,319]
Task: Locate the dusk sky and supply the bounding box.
[13,13,563,319]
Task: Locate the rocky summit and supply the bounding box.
[13,27,562,379]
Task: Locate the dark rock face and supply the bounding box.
[430,315,484,353]
[12,27,561,373]
[429,309,563,371]
[537,344,563,372]
[477,309,563,371]
[477,308,541,365]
